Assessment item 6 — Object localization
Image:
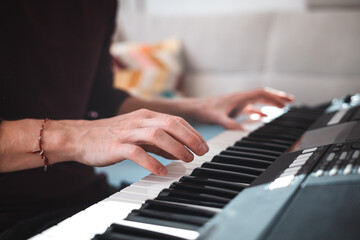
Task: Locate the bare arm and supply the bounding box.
[0,119,74,172]
[118,88,294,129]
[0,111,208,175]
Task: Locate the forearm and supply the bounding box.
[0,119,76,172]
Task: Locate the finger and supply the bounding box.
[257,90,291,108]
[173,117,209,152]
[130,127,195,163]
[144,116,208,156]
[264,87,295,102]
[142,144,178,160]
[121,144,168,176]
[243,88,293,109]
[242,105,267,117]
[176,117,207,145]
[217,115,244,130]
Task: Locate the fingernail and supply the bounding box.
[186,152,194,162]
[205,143,209,151]
[198,143,208,155]
[158,166,168,176]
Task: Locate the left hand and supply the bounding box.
[190,88,294,130]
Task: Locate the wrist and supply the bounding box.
[42,119,84,165]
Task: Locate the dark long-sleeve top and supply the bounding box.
[0,0,129,231]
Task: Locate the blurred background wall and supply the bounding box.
[113,0,360,105]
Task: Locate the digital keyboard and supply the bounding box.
[31,94,360,240]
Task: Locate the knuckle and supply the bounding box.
[128,145,142,159]
[137,108,152,117]
[147,127,162,140]
[162,116,176,127]
[188,133,200,146]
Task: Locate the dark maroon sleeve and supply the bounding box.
[86,0,130,119]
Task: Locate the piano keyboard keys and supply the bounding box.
[156,188,230,207]
[169,181,239,198]
[191,167,257,183]
[31,106,326,240]
[179,175,249,192]
[226,146,282,157]
[219,149,277,161]
[212,155,271,168]
[235,140,289,152]
[200,161,265,175]
[125,211,202,231]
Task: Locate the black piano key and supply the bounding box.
[265,121,311,129]
[248,132,298,142]
[94,232,157,240]
[142,199,216,218]
[129,208,209,226]
[191,167,258,183]
[235,140,288,152]
[93,223,187,240]
[280,108,323,118]
[270,116,315,124]
[219,150,278,162]
[252,126,303,136]
[179,175,248,192]
[170,181,239,198]
[241,136,294,146]
[125,212,200,231]
[212,155,271,169]
[156,189,228,208]
[201,161,264,176]
[226,146,282,157]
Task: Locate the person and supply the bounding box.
[0,0,293,239]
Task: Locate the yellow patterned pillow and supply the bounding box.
[111,38,183,99]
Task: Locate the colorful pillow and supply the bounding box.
[111,38,184,99]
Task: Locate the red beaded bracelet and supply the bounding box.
[28,118,50,171]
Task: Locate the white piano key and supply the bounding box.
[166,162,200,171]
[145,172,187,180]
[131,180,171,190]
[111,191,154,203]
[113,219,199,240]
[122,186,163,197]
[140,175,179,184]
[166,167,194,175]
[30,200,141,240]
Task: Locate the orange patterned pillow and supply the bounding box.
[111,38,184,99]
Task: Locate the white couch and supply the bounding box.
[115,1,360,105]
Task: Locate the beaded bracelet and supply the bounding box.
[29,118,50,171]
